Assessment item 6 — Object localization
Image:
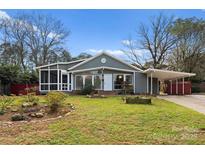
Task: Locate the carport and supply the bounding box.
[144,68,196,95]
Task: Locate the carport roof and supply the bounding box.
[144,68,196,80]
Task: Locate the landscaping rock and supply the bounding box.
[39,109,46,114]
[23,107,39,113]
[28,113,36,117]
[11,114,26,121]
[68,104,75,110]
[11,107,18,112]
[35,112,44,118]
[44,104,48,107]
[6,106,11,109]
[86,95,92,98]
[22,103,32,108]
[65,112,71,116]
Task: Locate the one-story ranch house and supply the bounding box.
[36,52,195,95]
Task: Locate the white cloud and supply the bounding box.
[121,39,136,46]
[86,49,125,57]
[0,10,11,19]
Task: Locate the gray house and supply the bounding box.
[36,52,195,95]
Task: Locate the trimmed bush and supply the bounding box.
[46,91,67,113]
[125,97,151,104]
[0,95,14,115]
[11,114,26,121]
[81,84,95,95]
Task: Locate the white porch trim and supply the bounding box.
[35,59,87,69]
[176,79,178,95]
[71,66,135,73]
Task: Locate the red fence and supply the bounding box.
[166,81,192,95]
[10,84,39,95]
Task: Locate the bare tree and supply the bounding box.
[0,16,28,70]
[25,13,70,66]
[123,13,176,69]
[58,49,72,62]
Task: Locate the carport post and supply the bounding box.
[150,73,153,95]
[176,79,178,95]
[170,80,172,95]
[182,77,184,95]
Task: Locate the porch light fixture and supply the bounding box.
[118,75,123,79]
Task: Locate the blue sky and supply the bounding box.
[1,9,205,58]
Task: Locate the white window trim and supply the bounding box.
[113,73,134,90]
[75,75,84,90]
[75,74,102,90]
[93,74,102,90]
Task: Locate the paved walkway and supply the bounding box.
[158,95,205,115]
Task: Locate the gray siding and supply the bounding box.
[39,61,84,70]
[58,62,81,70]
[50,65,57,69]
[71,54,136,71]
[135,72,147,94]
[134,73,159,94]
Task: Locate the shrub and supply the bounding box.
[81,84,95,95]
[24,92,39,104]
[121,81,134,95]
[46,91,67,113]
[11,113,26,121]
[24,87,39,105]
[125,97,151,104]
[0,95,14,115]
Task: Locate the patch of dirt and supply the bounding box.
[0,103,74,123]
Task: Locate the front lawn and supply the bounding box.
[1,95,205,144]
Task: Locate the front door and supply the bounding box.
[104,74,112,91]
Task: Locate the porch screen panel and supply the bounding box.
[50,85,58,90]
[76,76,83,90]
[41,71,48,83]
[41,70,49,90]
[50,70,57,83]
[41,85,48,90]
[50,70,58,90]
[62,74,68,90]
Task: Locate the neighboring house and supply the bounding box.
[36,52,195,95]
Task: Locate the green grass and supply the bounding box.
[1,95,205,144]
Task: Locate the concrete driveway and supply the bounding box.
[158,95,205,115]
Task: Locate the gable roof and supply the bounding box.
[68,51,143,72]
[35,58,88,69]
